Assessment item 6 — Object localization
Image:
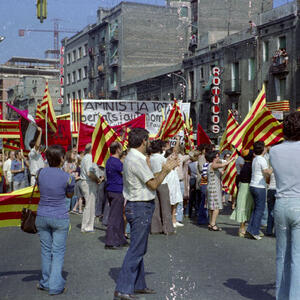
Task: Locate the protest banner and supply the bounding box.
[70,100,190,136]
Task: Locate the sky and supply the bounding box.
[0,0,293,64]
[0,0,165,64]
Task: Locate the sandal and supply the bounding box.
[209,224,222,231]
[208,224,212,230]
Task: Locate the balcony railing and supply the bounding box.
[269,63,289,77]
[224,79,241,95]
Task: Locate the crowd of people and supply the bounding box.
[2,112,300,300]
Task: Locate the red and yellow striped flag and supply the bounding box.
[0,186,40,227]
[184,116,195,152]
[0,120,21,139]
[160,101,185,141]
[71,99,83,135]
[266,100,290,111]
[219,110,239,152]
[222,151,238,197]
[92,114,122,167]
[40,81,57,133]
[35,102,43,120]
[230,86,266,151]
[241,106,284,149]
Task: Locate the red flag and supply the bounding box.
[197,123,211,146]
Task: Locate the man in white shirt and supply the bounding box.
[247,141,272,240]
[28,126,44,185]
[3,151,15,192]
[114,128,178,300]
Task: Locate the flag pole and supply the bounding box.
[45,106,48,148]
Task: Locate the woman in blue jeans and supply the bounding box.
[247,141,272,240]
[270,112,300,300]
[35,145,75,295]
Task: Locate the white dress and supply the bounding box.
[166,168,183,205]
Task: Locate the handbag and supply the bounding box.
[21,171,40,234]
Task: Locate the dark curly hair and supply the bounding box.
[283,111,300,141]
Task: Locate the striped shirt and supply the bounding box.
[200,163,209,185]
[123,148,155,201]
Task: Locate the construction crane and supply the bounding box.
[19,19,78,59]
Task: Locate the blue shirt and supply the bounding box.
[37,167,75,219]
[11,160,26,182]
[270,141,300,198]
[105,156,123,193]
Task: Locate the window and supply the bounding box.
[67,53,71,64]
[278,36,286,49]
[67,93,70,105]
[72,92,76,100]
[83,66,88,79]
[83,88,87,98]
[78,47,82,60]
[180,7,188,18]
[67,73,70,85]
[279,78,286,100]
[248,58,255,81]
[77,69,82,81]
[78,90,81,99]
[72,71,76,83]
[72,50,76,62]
[231,62,239,91]
[111,70,117,86]
[263,41,269,62]
[200,67,204,80]
[83,43,88,56]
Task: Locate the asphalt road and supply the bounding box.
[0,205,276,300]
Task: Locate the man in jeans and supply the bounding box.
[11,150,27,191]
[270,111,300,300]
[114,128,178,300]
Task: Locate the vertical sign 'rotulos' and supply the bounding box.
[211,67,221,134]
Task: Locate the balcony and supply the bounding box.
[88,47,95,57]
[110,30,119,42]
[99,42,106,52]
[109,56,119,67]
[224,79,241,96]
[109,83,118,92]
[88,70,95,79]
[269,63,289,78]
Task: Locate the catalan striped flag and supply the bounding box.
[240,106,284,149]
[266,100,290,111]
[160,101,185,141]
[92,114,122,167]
[230,86,266,151]
[222,151,238,197]
[71,99,83,135]
[184,116,195,152]
[154,108,166,140]
[0,186,40,228]
[40,81,57,133]
[0,120,21,139]
[35,102,43,120]
[219,110,239,152]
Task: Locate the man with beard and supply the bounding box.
[114,128,179,300]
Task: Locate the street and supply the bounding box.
[0,205,276,300]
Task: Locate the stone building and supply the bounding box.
[61,1,188,114]
[0,57,60,119]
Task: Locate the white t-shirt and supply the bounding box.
[150,153,167,184]
[3,159,12,183]
[250,155,268,188]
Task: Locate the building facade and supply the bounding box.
[0,57,60,119]
[61,1,187,114]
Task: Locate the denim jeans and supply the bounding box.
[267,189,276,235]
[188,178,198,218]
[198,185,208,225]
[274,198,300,300]
[35,216,69,295]
[116,200,155,294]
[247,187,266,236]
[176,181,185,222]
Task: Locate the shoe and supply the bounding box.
[175,222,184,227]
[209,224,222,231]
[173,222,177,228]
[105,245,122,250]
[36,283,48,292]
[70,210,79,215]
[50,287,67,295]
[114,291,139,299]
[81,230,95,233]
[134,288,156,294]
[259,230,265,237]
[252,234,262,240]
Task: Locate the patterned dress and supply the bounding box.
[206,163,223,210]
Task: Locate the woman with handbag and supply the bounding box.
[35,145,75,295]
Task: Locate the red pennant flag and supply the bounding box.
[197,123,211,146]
